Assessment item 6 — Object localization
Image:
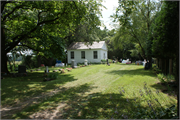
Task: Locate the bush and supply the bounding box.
[157,73,166,83]
[166,74,175,82]
[47,72,59,79]
[101,59,106,62]
[157,73,175,83]
[21,55,37,69]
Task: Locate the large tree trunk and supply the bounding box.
[147,56,152,69]
[37,55,41,67]
[164,59,167,75]
[175,53,179,118]
[176,2,179,117]
[1,52,9,74]
[166,59,169,75]
[1,26,9,74]
[48,58,54,66]
[159,59,162,70]
[156,58,159,68]
[169,59,172,75]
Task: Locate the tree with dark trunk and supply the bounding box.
[1,1,104,73]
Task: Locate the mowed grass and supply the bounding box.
[1,63,177,119]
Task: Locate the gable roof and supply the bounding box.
[68,41,106,50]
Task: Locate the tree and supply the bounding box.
[111,0,162,67]
[150,1,179,116]
[1,0,104,73]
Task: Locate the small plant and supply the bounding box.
[157,73,166,83]
[101,59,106,63]
[47,72,59,79]
[166,74,175,82]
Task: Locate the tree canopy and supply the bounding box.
[1,0,104,73]
[110,0,162,62]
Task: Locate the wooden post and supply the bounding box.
[169,59,172,75]
[159,59,162,70]
[164,59,167,74]
[166,59,169,75]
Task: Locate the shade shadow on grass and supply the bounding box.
[10,84,168,119]
[150,83,177,99]
[105,68,156,77]
[11,83,97,119]
[60,93,142,119]
[1,72,78,106]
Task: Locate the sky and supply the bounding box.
[99,0,119,30]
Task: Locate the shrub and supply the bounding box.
[166,74,175,82]
[47,72,59,79]
[101,59,106,63]
[157,73,175,83]
[157,73,166,83]
[21,55,38,69]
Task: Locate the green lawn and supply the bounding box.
[1,63,177,119]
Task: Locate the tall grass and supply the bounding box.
[116,82,177,119]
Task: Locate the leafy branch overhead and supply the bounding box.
[1,0,104,73]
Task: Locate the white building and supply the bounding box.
[67,41,108,64]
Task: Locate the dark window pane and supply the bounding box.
[81,51,85,59]
[71,51,74,59]
[94,51,97,59]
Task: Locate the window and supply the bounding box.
[93,51,98,59]
[71,51,74,59]
[104,53,105,59]
[81,51,85,59]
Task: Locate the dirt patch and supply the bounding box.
[29,103,67,119]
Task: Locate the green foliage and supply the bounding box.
[151,1,179,58]
[111,0,162,60]
[47,72,59,79]
[101,59,106,63]
[2,0,104,73]
[129,82,177,119]
[157,73,175,83]
[21,55,38,69]
[160,105,178,119]
[167,74,175,82]
[157,73,165,83]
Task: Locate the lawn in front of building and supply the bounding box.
[1,63,177,119]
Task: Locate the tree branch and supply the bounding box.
[73,1,80,16]
[129,27,146,59]
[139,7,148,23]
[5,7,66,53]
[1,1,12,14]
[37,10,48,24]
[17,44,40,52]
[3,4,25,22]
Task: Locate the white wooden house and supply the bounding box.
[67,41,108,64]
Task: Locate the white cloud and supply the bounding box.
[99,0,119,30]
